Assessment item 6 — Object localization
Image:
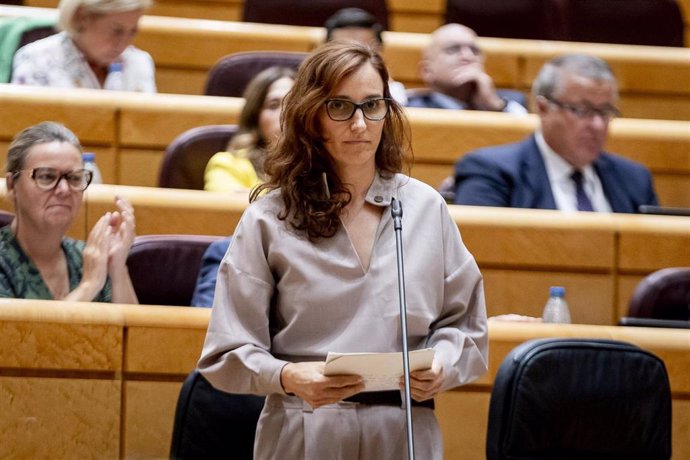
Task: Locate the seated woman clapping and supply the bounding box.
[1,121,138,303]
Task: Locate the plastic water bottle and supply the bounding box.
[542,286,571,324]
[82,152,103,185]
[106,62,124,91]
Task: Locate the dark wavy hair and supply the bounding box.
[250,41,411,241]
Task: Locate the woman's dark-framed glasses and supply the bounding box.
[14,167,93,191]
[325,98,392,122]
[543,95,620,121]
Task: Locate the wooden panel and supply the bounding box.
[118,93,242,147]
[124,381,182,459]
[82,185,247,237]
[0,300,123,370]
[617,216,690,272]
[118,148,165,187]
[436,391,489,460]
[451,206,616,271]
[482,270,614,325]
[617,274,646,319]
[0,377,121,459]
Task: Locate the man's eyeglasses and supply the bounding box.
[324,98,392,122]
[542,95,620,121]
[13,167,93,191]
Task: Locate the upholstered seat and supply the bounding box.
[0,210,14,228]
[126,234,221,306]
[158,124,238,190]
[242,0,388,29]
[444,0,563,40]
[487,338,672,460]
[204,51,306,98]
[627,267,690,320]
[170,369,265,460]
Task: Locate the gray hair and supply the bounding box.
[58,0,153,35]
[6,122,82,174]
[532,54,618,99]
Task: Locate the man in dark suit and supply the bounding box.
[453,54,658,213]
[406,23,528,115]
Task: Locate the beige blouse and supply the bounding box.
[198,173,488,396]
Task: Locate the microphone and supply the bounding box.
[390,197,415,460]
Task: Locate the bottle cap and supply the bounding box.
[549,286,565,297]
[82,152,95,162]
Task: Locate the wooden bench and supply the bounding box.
[1,299,688,459]
[2,84,689,207]
[2,5,689,121]
[2,181,688,325]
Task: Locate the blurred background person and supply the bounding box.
[12,0,156,92]
[453,54,658,213]
[324,7,407,104]
[408,23,527,114]
[1,121,138,303]
[204,66,295,192]
[198,42,487,459]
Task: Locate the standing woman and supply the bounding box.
[198,42,487,459]
[1,121,138,303]
[11,0,156,92]
[204,66,296,192]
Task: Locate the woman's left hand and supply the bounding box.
[405,359,444,402]
[107,196,136,272]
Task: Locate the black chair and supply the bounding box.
[170,369,265,460]
[242,0,389,29]
[204,51,306,98]
[126,234,220,306]
[158,124,238,190]
[561,0,684,47]
[0,210,14,228]
[487,338,672,460]
[444,0,564,41]
[627,267,690,320]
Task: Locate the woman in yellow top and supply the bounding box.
[204,66,296,191]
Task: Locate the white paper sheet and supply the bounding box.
[323,348,435,392]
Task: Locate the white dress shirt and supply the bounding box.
[536,132,612,212]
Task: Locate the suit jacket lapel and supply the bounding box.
[522,136,557,209]
[594,154,633,213]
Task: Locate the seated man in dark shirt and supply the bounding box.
[407,23,527,114]
[453,54,658,213]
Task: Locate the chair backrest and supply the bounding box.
[487,338,672,460]
[242,0,389,29]
[170,369,265,460]
[0,16,57,83]
[0,210,14,228]
[444,0,564,41]
[204,51,306,98]
[560,0,684,47]
[627,267,690,320]
[126,234,221,306]
[158,124,238,190]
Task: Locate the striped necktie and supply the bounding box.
[571,170,594,212]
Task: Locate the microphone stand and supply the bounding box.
[391,197,415,460]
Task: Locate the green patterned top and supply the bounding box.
[0,226,111,301]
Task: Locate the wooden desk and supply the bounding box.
[1,300,688,459]
[3,182,687,325]
[2,6,689,120]
[2,85,689,207]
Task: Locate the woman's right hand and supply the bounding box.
[280,362,364,409]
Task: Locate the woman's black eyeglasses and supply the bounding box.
[324,98,392,122]
[13,167,93,191]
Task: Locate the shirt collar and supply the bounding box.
[364,172,398,207]
[535,131,596,183]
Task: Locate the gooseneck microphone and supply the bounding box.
[391,197,415,460]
